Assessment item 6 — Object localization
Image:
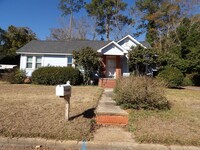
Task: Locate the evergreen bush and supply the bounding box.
[191,72,200,86]
[32,66,83,85]
[157,67,184,88]
[182,74,193,86]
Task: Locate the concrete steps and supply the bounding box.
[95,89,128,125]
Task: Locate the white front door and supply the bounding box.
[106,56,116,78]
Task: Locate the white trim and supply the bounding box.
[117,35,146,49]
[16,52,71,55]
[67,56,73,67]
[26,56,33,69]
[97,41,128,54]
[35,56,42,69]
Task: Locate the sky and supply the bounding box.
[0,0,145,41]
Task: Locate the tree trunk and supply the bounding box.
[106,20,110,41]
[69,13,73,40]
[135,64,139,76]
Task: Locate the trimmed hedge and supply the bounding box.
[157,67,184,88]
[114,76,170,110]
[32,66,83,85]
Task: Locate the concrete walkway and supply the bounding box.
[95,88,128,125]
[96,89,128,116]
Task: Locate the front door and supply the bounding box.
[106,56,116,78]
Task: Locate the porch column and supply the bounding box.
[100,56,106,78]
[116,56,121,79]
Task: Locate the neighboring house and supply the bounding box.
[17,35,151,87]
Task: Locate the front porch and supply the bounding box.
[97,41,129,88]
[98,55,128,88]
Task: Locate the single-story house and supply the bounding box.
[17,35,151,88]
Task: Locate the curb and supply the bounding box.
[0,137,200,150]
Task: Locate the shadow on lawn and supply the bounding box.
[69,108,96,120]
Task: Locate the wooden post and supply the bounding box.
[64,96,70,121]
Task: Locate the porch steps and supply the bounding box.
[98,78,116,88]
[96,89,128,125]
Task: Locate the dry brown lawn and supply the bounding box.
[0,82,103,141]
[129,88,200,146]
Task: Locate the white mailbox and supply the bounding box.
[56,83,71,97]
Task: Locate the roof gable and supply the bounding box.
[117,35,147,49]
[97,41,127,55]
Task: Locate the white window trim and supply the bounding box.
[67,56,73,67]
[26,56,33,69]
[35,56,42,69]
[26,55,43,69]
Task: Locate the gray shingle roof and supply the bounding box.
[17,40,110,54]
[17,39,151,54]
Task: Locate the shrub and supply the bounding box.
[182,74,193,86]
[191,72,200,86]
[32,66,83,85]
[157,67,184,88]
[114,76,170,110]
[7,69,26,84]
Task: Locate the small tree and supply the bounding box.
[128,46,158,76]
[73,47,100,85]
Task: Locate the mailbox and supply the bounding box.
[55,81,71,121]
[56,83,71,97]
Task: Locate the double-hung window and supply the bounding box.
[67,56,73,67]
[36,56,42,68]
[26,56,33,68]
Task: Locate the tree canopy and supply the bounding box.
[86,0,133,41]
[128,46,158,76]
[72,47,100,84]
[0,25,36,64]
[59,0,85,39]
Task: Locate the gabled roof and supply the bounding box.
[17,40,110,54]
[97,41,128,55]
[17,35,151,55]
[117,35,147,48]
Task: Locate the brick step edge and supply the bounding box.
[96,115,128,125]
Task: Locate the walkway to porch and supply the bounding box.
[95,88,128,125]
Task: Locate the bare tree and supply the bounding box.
[47,17,98,41]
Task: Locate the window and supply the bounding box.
[67,56,73,67]
[36,56,42,68]
[26,56,33,68]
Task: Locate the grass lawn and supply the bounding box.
[0,82,103,141]
[129,88,200,146]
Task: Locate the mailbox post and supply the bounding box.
[56,81,71,121]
